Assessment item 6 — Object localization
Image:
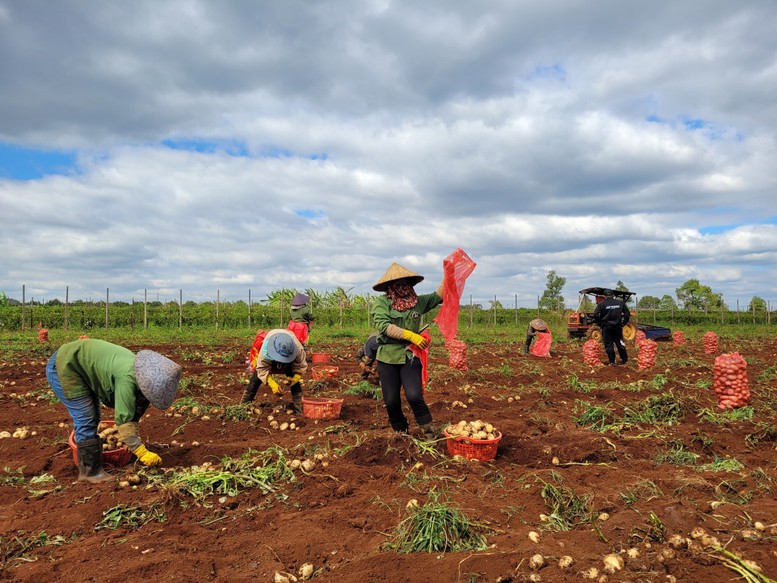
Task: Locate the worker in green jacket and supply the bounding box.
[46,339,182,483]
[371,263,443,440]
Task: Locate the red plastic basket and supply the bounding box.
[302,397,343,420]
[68,421,133,468]
[443,427,502,462]
[311,353,331,364]
[311,365,338,380]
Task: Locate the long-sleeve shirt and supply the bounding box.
[55,339,148,425]
[371,292,442,365]
[254,329,308,383]
[289,304,313,324]
[593,297,631,328]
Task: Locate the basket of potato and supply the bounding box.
[68,420,133,468]
[443,419,502,461]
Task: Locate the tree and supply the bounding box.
[659,295,677,310]
[675,279,723,311]
[638,296,660,310]
[539,270,566,310]
[748,296,767,312]
[615,280,634,306]
[489,299,504,310]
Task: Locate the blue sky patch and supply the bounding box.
[0,143,78,180]
[295,209,326,220]
[161,139,249,156]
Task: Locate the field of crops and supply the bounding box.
[1,328,776,582]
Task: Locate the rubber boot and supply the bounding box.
[241,372,261,404]
[76,437,112,484]
[292,393,304,415]
[420,422,436,441]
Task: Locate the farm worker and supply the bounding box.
[355,333,379,380]
[241,329,307,414]
[523,318,549,354]
[287,292,314,347]
[593,289,630,366]
[45,339,182,483]
[371,262,443,440]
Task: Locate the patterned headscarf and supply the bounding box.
[386,279,418,311]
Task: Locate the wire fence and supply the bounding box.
[0,286,773,331]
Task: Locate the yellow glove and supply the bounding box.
[291,374,303,386]
[133,444,162,467]
[401,329,429,349]
[266,375,282,395]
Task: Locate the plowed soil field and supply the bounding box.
[1,333,776,582]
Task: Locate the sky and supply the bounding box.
[2,0,776,309]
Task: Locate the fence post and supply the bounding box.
[144,289,148,330]
[469,294,473,328]
[216,290,220,329]
[105,288,109,328]
[248,289,252,328]
[514,294,518,325]
[65,286,69,330]
[736,300,740,324]
[179,289,183,329]
[21,285,25,331]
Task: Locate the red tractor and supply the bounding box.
[567,287,671,342]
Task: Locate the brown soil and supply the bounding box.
[1,335,776,582]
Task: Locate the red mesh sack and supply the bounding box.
[37,327,49,343]
[446,339,468,371]
[530,331,552,358]
[287,320,309,344]
[246,329,267,371]
[713,352,750,410]
[703,331,718,354]
[672,331,685,346]
[637,339,658,369]
[583,339,602,367]
[635,330,647,347]
[433,248,476,369]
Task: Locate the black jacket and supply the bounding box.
[593,297,630,328]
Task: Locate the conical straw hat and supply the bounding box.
[373,263,424,292]
[530,318,548,331]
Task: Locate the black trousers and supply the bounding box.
[377,357,432,432]
[602,325,628,364]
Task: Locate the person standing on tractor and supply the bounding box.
[46,339,182,482]
[371,263,443,440]
[241,329,307,414]
[593,289,630,366]
[523,318,549,354]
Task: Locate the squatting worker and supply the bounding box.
[355,333,379,380]
[593,289,630,366]
[46,339,182,483]
[371,263,443,440]
[523,318,549,354]
[241,329,307,414]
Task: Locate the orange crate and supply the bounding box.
[68,420,133,468]
[311,365,338,380]
[443,427,502,462]
[311,353,331,363]
[302,397,343,420]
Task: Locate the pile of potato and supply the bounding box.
[97,422,127,451]
[445,419,499,442]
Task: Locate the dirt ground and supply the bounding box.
[1,333,776,583]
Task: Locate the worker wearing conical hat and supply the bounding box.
[523,318,549,354]
[371,263,444,440]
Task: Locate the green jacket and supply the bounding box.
[371,292,442,364]
[55,339,146,425]
[289,303,313,324]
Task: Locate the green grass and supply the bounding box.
[654,440,699,466]
[697,406,754,424]
[697,456,744,473]
[537,472,593,532]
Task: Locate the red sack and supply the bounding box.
[408,329,432,389]
[713,352,750,410]
[446,339,468,371]
[287,320,309,344]
[703,331,718,354]
[247,329,267,371]
[583,339,602,366]
[637,339,658,369]
[433,248,476,343]
[530,331,552,357]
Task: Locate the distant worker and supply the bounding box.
[288,292,314,347]
[355,333,379,380]
[523,318,549,354]
[46,339,182,482]
[241,329,307,414]
[593,289,630,366]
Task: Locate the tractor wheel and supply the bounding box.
[622,322,637,341]
[586,326,602,343]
